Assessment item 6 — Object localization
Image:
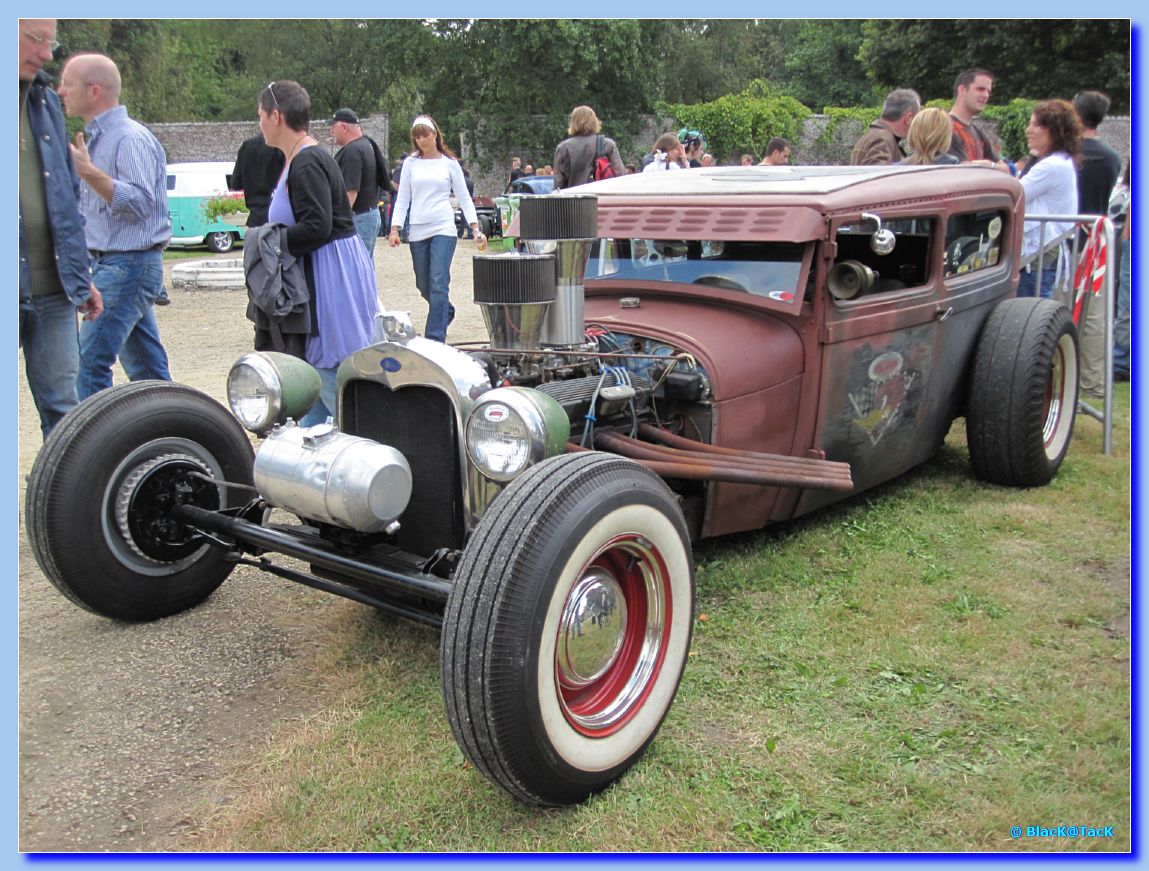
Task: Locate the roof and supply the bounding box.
[555,164,1023,243]
[562,163,1014,198]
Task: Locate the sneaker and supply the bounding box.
[155,293,171,306]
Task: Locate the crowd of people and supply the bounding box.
[19,15,1130,440]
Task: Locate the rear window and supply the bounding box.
[943,210,1007,278]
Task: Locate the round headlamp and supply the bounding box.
[466,387,570,482]
[227,352,321,433]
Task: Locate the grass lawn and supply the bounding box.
[191,387,1132,853]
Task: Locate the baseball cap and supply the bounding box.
[332,108,360,124]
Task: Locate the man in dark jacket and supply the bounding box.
[19,18,103,438]
[850,89,919,166]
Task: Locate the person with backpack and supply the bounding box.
[553,105,626,190]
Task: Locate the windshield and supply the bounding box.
[585,239,808,303]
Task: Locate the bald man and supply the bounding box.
[57,52,172,399]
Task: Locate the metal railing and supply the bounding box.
[1021,213,1116,455]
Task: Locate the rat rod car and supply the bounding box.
[26,165,1079,806]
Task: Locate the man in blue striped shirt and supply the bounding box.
[58,52,172,399]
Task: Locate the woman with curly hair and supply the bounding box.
[900,108,960,166]
[1017,99,1082,299]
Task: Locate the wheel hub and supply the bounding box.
[557,571,627,687]
[115,453,220,562]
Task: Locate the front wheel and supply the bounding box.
[442,453,694,806]
[25,381,255,621]
[206,231,235,254]
[967,297,1079,486]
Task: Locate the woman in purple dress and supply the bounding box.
[257,80,379,424]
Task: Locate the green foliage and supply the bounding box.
[201,193,248,222]
[858,20,1130,112]
[661,83,811,163]
[49,19,1129,167]
[983,100,1038,162]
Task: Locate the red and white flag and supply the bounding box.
[1072,216,1110,324]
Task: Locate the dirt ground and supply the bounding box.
[17,237,490,852]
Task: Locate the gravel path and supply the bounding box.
[18,238,489,851]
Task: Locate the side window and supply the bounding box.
[834,217,934,294]
[943,210,1006,278]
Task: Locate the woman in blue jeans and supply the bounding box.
[388,115,485,342]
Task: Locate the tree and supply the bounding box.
[858,20,1131,113]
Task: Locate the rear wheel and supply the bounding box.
[206,231,235,254]
[442,453,694,805]
[967,298,1079,486]
[25,381,255,621]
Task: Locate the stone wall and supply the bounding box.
[148,114,390,165]
[146,110,1128,196]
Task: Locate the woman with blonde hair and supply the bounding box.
[900,108,960,166]
[553,104,626,190]
[388,114,484,342]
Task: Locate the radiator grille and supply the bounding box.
[342,381,464,557]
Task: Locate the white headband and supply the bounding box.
[412,115,437,132]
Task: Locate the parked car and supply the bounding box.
[26,165,1078,808]
[453,194,501,239]
[166,162,247,254]
[496,174,555,237]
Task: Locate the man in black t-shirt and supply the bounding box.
[230,132,285,228]
[331,107,381,261]
[1073,91,1123,397]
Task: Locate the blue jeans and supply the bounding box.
[20,292,80,439]
[1017,264,1056,299]
[79,250,172,400]
[353,209,381,264]
[408,234,457,342]
[1113,237,1131,376]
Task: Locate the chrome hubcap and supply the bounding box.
[557,572,627,687]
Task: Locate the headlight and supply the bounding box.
[466,387,570,482]
[227,352,321,433]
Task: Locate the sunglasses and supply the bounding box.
[266,81,279,111]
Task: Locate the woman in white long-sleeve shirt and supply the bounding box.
[388,115,484,342]
[1018,100,1081,299]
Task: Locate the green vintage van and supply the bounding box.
[167,161,247,254]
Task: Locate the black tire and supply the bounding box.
[206,231,235,254]
[478,214,495,238]
[967,298,1079,486]
[25,381,255,621]
[442,453,694,806]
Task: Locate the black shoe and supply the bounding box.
[155,294,171,306]
[1114,370,1130,382]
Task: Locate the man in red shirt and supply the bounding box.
[947,68,1008,172]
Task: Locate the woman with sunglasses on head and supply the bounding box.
[255,80,379,425]
[388,115,483,343]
